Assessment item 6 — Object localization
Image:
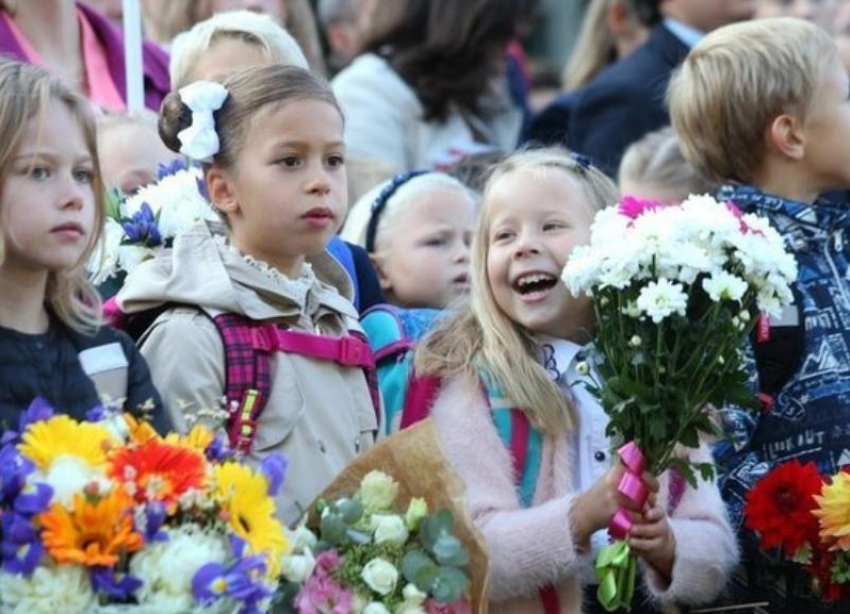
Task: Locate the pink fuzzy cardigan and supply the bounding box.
[429,374,739,614]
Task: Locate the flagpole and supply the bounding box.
[122,0,144,112]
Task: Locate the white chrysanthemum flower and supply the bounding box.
[117,244,157,275]
[39,455,106,507]
[88,218,125,285]
[636,279,689,323]
[702,272,749,303]
[0,565,94,614]
[130,525,229,614]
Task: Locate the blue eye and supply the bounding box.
[30,166,50,180]
[73,168,94,184]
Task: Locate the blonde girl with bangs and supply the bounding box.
[415,148,738,614]
[0,60,167,435]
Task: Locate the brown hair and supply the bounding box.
[415,148,619,435]
[364,0,525,122]
[0,60,104,333]
[668,17,838,184]
[159,63,341,171]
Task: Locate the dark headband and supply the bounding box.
[364,170,429,253]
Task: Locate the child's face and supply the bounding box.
[99,123,178,194]
[214,98,347,277]
[1,101,96,273]
[802,52,850,191]
[374,188,475,309]
[486,170,595,341]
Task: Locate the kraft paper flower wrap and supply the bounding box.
[280,419,489,614]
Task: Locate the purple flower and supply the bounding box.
[1,513,43,575]
[0,448,37,503]
[314,550,341,578]
[192,548,271,609]
[157,158,192,179]
[91,567,143,600]
[260,453,288,498]
[13,482,53,515]
[1,398,54,446]
[137,502,168,543]
[86,404,109,423]
[205,434,234,463]
[122,203,162,247]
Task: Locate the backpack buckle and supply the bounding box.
[251,326,278,353]
[338,336,370,367]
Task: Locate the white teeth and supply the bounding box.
[517,273,555,287]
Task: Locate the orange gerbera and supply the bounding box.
[123,414,161,446]
[39,489,143,567]
[109,439,208,510]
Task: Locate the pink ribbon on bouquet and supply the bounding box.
[608,442,650,540]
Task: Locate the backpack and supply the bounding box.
[105,299,381,454]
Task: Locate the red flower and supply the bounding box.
[109,440,207,511]
[744,460,824,556]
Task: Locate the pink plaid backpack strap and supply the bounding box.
[211,314,273,455]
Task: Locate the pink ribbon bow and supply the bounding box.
[608,442,650,540]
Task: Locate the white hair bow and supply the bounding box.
[176,81,229,163]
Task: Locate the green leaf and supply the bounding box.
[696,462,715,483]
[430,569,463,604]
[319,513,347,545]
[346,528,372,545]
[668,458,697,489]
[402,550,437,585]
[419,510,454,551]
[432,535,469,567]
[335,498,364,525]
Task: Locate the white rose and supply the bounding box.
[130,525,229,614]
[352,592,371,614]
[361,558,399,596]
[360,471,399,512]
[289,524,319,553]
[402,583,428,605]
[0,565,94,614]
[405,498,428,531]
[363,603,392,614]
[280,548,316,583]
[372,514,409,545]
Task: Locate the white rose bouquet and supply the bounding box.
[562,195,797,610]
[275,422,488,614]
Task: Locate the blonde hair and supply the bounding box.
[415,148,619,435]
[668,17,838,184]
[169,10,309,89]
[564,0,639,91]
[619,126,716,200]
[0,61,104,334]
[341,172,478,252]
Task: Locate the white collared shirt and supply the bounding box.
[663,17,705,49]
[538,335,612,556]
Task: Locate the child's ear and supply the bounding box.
[206,167,240,216]
[369,253,393,293]
[767,113,806,161]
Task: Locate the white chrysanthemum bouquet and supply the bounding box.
[89,160,218,288]
[562,195,797,610]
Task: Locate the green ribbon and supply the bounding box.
[595,540,637,612]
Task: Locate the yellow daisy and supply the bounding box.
[165,424,215,453]
[813,472,850,550]
[213,462,288,576]
[18,415,112,470]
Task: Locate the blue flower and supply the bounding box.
[14,481,53,516]
[91,566,143,600]
[1,397,54,446]
[205,434,234,463]
[136,502,168,543]
[192,537,272,611]
[122,203,163,247]
[157,157,192,179]
[0,447,37,504]
[259,453,288,498]
[1,513,43,575]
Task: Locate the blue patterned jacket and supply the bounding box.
[714,185,850,530]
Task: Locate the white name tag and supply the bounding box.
[78,343,129,375]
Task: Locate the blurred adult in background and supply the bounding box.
[522,0,651,146]
[756,0,838,27]
[0,0,169,111]
[318,0,373,75]
[139,0,325,73]
[567,0,756,176]
[836,1,850,71]
[332,0,527,175]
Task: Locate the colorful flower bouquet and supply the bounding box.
[745,460,850,603]
[561,195,798,610]
[275,420,488,614]
[89,159,218,292]
[0,399,289,614]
